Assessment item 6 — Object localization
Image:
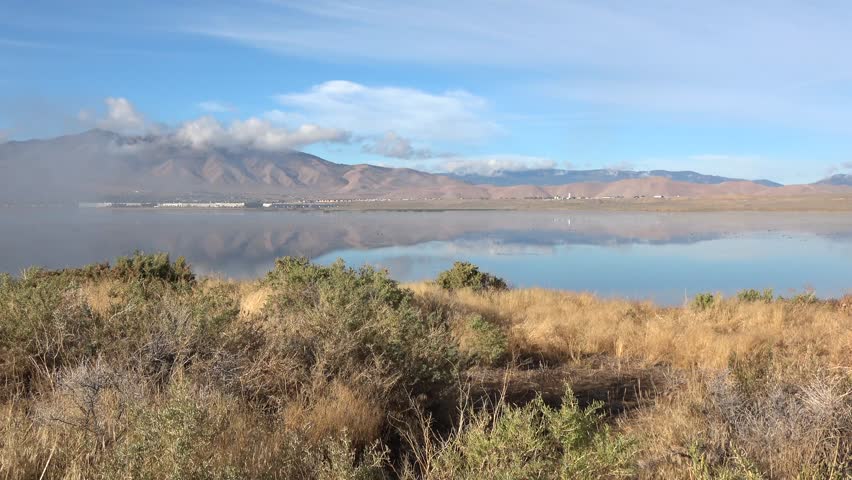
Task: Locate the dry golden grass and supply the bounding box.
[406,282,852,370]
[80,279,121,317]
[283,381,385,447]
[404,282,852,477]
[238,284,272,318]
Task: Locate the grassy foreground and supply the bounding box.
[0,254,850,479]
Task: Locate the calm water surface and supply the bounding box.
[1,208,851,304]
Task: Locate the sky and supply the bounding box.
[2,0,852,183]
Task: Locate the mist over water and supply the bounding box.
[2,208,851,304]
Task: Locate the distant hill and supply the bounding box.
[0,130,845,203]
[814,174,852,186]
[447,168,783,187]
[0,129,479,202]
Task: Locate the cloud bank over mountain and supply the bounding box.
[175,116,350,151]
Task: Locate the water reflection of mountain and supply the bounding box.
[3,209,852,278]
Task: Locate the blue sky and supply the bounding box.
[2,0,852,183]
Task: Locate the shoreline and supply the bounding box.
[8,194,852,212]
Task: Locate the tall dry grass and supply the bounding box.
[406,282,852,477]
[406,283,852,370]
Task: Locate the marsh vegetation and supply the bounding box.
[0,253,849,478]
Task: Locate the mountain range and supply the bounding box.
[446,169,783,187]
[815,174,852,186]
[0,130,849,202]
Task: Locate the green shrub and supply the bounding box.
[0,275,100,398]
[460,314,508,367]
[28,251,195,286]
[261,257,459,406]
[790,291,818,305]
[139,285,241,385]
[112,251,194,284]
[692,293,717,311]
[435,262,507,292]
[736,288,774,303]
[404,387,635,479]
[104,384,230,479]
[265,256,408,309]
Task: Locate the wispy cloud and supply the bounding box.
[0,36,170,57]
[197,100,236,113]
[0,37,57,49]
[183,1,852,128]
[273,80,499,142]
[185,1,852,76]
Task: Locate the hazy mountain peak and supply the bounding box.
[815,173,852,186]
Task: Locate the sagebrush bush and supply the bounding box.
[259,257,459,409]
[435,262,507,292]
[790,290,818,305]
[458,314,508,367]
[0,275,100,398]
[736,288,774,303]
[402,387,635,479]
[29,251,195,286]
[691,292,717,311]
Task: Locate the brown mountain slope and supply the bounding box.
[1,130,849,202]
[0,130,479,201]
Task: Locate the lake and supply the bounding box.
[1,208,851,304]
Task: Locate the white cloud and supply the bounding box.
[274,80,498,142]
[437,155,557,176]
[198,100,235,113]
[175,116,225,147]
[362,131,447,160]
[75,97,349,151]
[175,116,350,150]
[98,97,147,133]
